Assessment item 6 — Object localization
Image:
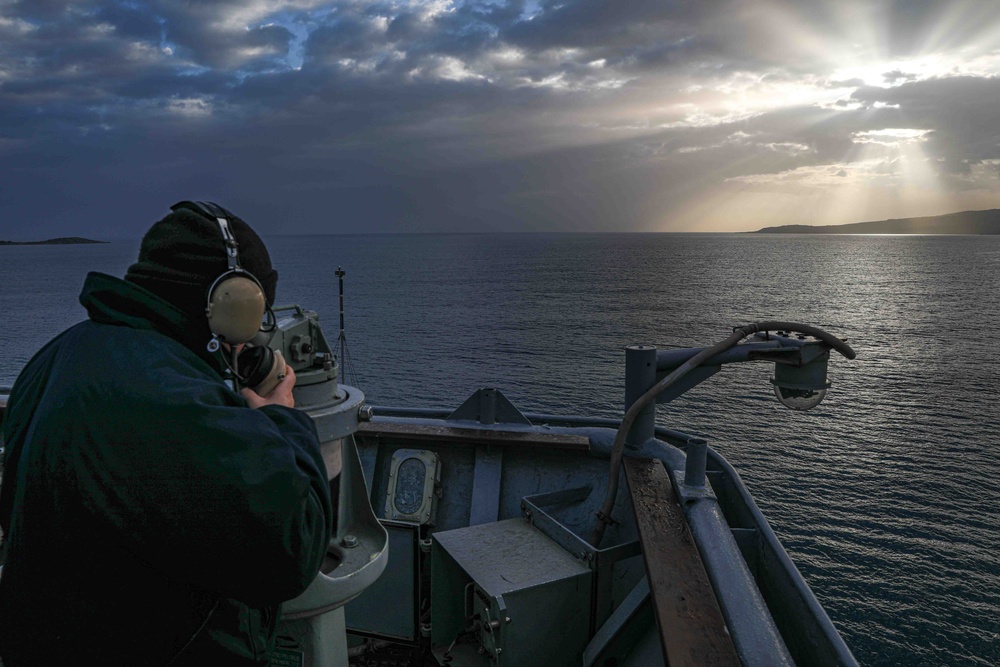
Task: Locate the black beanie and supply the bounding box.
[125,205,278,324]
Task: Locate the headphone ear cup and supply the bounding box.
[206,274,266,344]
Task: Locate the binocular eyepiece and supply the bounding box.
[238,345,287,396]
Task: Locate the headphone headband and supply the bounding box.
[170,200,242,272]
[217,217,240,272]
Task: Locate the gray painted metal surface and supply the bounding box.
[635,437,796,667]
[520,486,642,631]
[624,345,657,448]
[344,522,420,642]
[624,456,741,666]
[353,407,858,666]
[282,434,388,620]
[0,320,862,666]
[447,388,531,425]
[304,384,365,443]
[468,444,503,525]
[583,576,655,667]
[702,444,858,667]
[276,606,350,667]
[431,518,593,667]
[684,437,709,488]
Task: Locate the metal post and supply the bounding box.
[624,345,657,450]
[335,267,346,385]
[684,438,708,488]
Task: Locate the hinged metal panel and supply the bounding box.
[431,518,592,666]
[345,521,422,642]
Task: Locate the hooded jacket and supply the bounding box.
[0,272,332,665]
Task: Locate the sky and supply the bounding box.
[2,0,1000,238]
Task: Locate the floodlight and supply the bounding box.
[770,353,831,411]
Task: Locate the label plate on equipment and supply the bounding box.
[270,648,304,667]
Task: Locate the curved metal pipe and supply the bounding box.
[590,322,855,547]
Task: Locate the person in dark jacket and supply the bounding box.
[0,202,333,665]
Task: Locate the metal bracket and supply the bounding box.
[447,388,532,425]
[521,487,641,633]
[671,470,718,502]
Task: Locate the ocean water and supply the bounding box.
[1,233,998,666]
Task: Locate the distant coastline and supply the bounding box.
[0,237,108,246]
[753,208,1000,234]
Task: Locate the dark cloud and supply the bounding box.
[504,0,689,49]
[94,2,163,43]
[306,18,380,61]
[1,0,999,238]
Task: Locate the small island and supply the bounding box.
[754,208,1000,234]
[0,237,108,245]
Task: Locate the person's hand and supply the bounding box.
[240,366,296,409]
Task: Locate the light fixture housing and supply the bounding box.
[385,448,440,524]
[770,353,831,411]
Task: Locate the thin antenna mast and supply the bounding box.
[335,267,346,385]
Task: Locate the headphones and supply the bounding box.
[169,201,273,355]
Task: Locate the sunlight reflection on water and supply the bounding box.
[1,233,998,666]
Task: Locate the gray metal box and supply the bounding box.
[431,518,592,666]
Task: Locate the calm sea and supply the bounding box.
[1,234,998,666]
